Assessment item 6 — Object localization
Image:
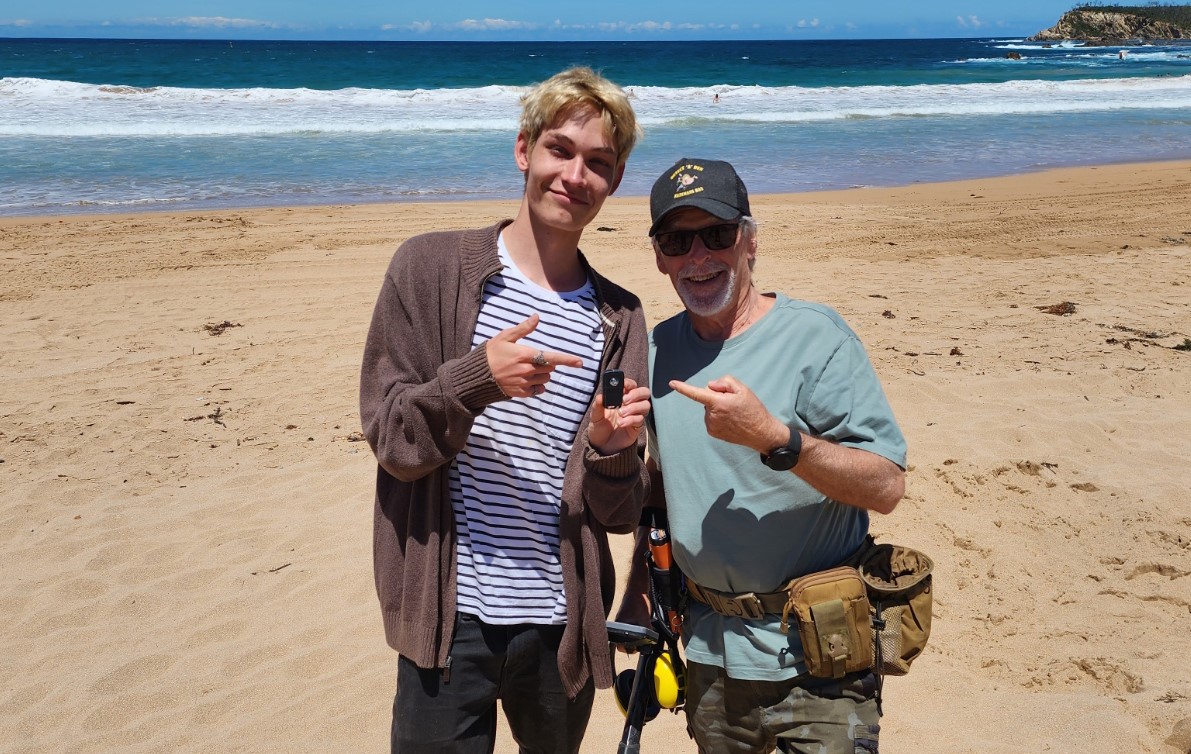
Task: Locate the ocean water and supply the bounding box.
[1,37,1190,216]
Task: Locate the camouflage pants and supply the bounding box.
[684,661,881,754]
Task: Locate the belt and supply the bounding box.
[685,579,789,621]
[685,539,874,622]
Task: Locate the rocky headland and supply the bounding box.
[1029,4,1191,43]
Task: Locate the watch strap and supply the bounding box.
[761,429,802,470]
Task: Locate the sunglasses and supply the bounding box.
[654,222,741,257]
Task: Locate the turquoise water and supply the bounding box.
[2,37,1190,215]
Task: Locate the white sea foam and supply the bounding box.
[996,41,1087,50]
[0,77,529,136]
[3,75,1190,137]
[634,76,1191,125]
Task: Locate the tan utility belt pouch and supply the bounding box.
[780,566,874,679]
[850,539,934,677]
[686,537,934,679]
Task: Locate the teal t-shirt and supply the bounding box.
[647,293,907,680]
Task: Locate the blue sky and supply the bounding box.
[0,1,1083,40]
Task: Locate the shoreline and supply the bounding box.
[2,158,1189,753]
[4,155,1191,223]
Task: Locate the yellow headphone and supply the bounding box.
[613,650,686,722]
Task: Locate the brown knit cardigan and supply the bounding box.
[359,220,649,697]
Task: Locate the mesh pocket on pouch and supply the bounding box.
[854,541,934,676]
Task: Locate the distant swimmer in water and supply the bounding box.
[1119,50,1127,60]
[712,93,720,103]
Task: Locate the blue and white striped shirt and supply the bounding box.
[450,237,605,624]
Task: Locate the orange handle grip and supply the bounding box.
[648,529,672,570]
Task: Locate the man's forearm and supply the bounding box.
[793,432,905,514]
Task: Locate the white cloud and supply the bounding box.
[797,18,820,28]
[372,17,749,36]
[622,20,673,33]
[454,18,536,31]
[386,21,432,33]
[134,16,282,29]
[0,19,32,26]
[582,19,749,34]
[956,15,983,28]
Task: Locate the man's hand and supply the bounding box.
[612,522,654,654]
[588,377,650,455]
[486,314,584,398]
[611,592,652,654]
[669,375,787,453]
[672,376,906,513]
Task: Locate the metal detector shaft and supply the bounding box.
[617,644,655,754]
[611,507,685,753]
[606,621,660,753]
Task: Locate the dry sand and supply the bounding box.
[2,160,1189,753]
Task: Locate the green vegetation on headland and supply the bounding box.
[1029,3,1191,41]
[1075,3,1191,28]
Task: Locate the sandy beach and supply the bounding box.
[2,160,1189,753]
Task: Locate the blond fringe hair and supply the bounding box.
[519,67,642,169]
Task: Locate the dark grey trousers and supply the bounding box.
[391,613,595,754]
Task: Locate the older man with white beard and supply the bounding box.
[617,158,908,754]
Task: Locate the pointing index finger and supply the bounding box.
[542,351,584,369]
[669,379,717,406]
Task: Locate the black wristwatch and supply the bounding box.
[761,430,802,471]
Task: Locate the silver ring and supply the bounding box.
[532,350,548,367]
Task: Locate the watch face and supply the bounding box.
[764,447,797,471]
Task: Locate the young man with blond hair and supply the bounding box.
[360,67,651,753]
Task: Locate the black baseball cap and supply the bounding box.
[648,158,751,237]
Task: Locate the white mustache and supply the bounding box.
[679,260,729,280]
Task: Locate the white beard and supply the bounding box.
[676,262,736,319]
